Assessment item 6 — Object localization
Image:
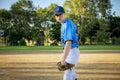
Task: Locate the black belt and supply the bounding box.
[63,46,78,49]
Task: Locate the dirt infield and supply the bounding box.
[0,50,120,80]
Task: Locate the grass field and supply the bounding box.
[0,45,120,50]
[0,50,120,80]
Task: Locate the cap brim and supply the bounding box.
[54,12,64,15]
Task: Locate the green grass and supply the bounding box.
[79,45,120,50]
[0,45,120,50]
[0,46,62,50]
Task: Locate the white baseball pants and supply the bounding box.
[63,47,80,80]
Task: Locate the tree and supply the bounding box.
[64,0,88,44]
[109,16,120,38]
[95,0,111,44]
[35,7,50,45]
[109,16,120,45]
[64,0,112,44]
[47,4,61,44]
[35,3,60,46]
[0,9,12,45]
[8,0,35,46]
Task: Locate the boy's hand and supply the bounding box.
[61,60,66,65]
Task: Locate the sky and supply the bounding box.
[0,0,120,16]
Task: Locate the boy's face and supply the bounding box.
[55,13,65,23]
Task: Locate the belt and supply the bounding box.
[63,46,78,49]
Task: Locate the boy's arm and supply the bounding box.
[61,41,72,65]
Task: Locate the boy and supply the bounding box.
[54,6,80,80]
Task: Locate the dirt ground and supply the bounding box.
[0,50,120,80]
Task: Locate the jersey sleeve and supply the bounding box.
[64,22,73,41]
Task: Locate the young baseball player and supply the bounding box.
[54,6,80,80]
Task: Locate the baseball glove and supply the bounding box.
[57,61,74,71]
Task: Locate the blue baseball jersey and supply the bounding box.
[61,18,79,48]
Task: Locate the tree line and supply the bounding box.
[0,0,120,46]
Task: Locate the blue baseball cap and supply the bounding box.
[54,6,65,15]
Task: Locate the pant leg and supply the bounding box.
[72,67,77,79]
[72,66,77,80]
[63,66,76,80]
[63,48,80,80]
